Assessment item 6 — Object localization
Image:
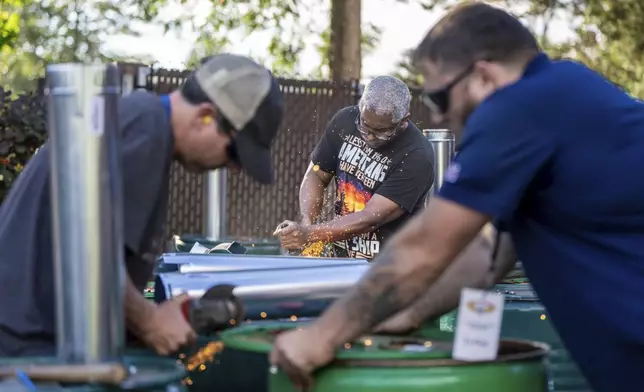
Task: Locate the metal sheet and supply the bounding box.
[156,253,368,273]
[47,63,124,363]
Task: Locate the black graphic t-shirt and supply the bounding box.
[311,105,435,259]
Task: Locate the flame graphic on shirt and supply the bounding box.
[337,176,372,215]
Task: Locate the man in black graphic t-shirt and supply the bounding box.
[276,76,435,259]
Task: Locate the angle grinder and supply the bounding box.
[180,284,245,334]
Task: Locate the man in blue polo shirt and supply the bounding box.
[267,3,644,392]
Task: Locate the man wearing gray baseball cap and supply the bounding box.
[0,54,284,356]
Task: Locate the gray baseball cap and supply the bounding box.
[195,54,284,184]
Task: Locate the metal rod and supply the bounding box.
[47,63,124,364]
[205,169,227,239]
[423,129,456,199]
[156,253,368,274]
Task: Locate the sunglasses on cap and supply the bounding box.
[421,63,475,114]
[354,114,400,141]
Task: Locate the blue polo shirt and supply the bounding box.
[440,53,644,392]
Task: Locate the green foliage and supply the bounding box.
[560,0,644,97]
[171,0,315,77]
[0,88,47,202]
[0,0,160,93]
[0,1,20,51]
[393,49,422,87]
[168,0,384,78]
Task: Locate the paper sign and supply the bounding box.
[89,96,105,135]
[189,241,210,254]
[452,287,504,361]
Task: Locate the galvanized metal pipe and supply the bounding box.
[156,253,368,274]
[205,169,227,239]
[155,264,370,304]
[423,129,456,198]
[47,64,124,363]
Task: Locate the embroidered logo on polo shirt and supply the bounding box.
[445,162,461,183]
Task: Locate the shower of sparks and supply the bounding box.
[182,340,225,385]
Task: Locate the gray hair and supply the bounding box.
[358,76,411,123]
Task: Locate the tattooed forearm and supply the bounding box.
[380,229,517,328]
[310,217,447,347]
[309,198,489,348]
[352,247,430,327]
[380,230,496,327]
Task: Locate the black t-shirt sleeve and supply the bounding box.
[120,101,172,254]
[376,148,434,213]
[310,112,344,174]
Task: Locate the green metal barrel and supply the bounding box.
[222,322,549,392]
[435,283,592,392]
[0,355,187,391]
[170,235,281,255]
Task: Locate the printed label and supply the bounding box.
[452,288,504,361]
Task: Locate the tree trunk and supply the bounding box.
[329,0,361,82]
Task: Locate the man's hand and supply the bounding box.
[274,220,311,250]
[373,309,421,334]
[139,294,197,356]
[269,326,335,391]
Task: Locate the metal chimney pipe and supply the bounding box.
[47,64,125,364]
[156,253,368,274]
[205,170,227,239]
[155,264,371,302]
[423,129,456,200]
[155,264,371,320]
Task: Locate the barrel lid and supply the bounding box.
[221,322,453,360]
